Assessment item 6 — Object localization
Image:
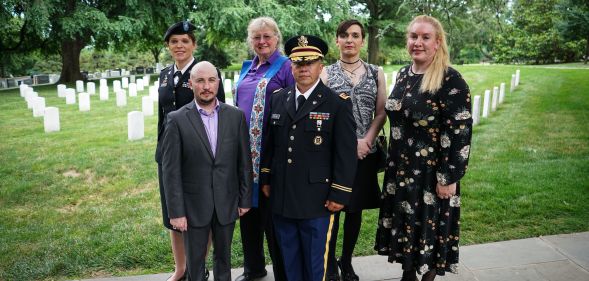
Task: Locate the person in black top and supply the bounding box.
[155,20,225,281]
[260,35,357,281]
[375,15,472,281]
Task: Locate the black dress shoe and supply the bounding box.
[234,269,268,281]
[338,260,359,281]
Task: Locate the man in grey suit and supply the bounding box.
[162,61,252,281]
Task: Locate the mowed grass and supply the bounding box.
[1,65,588,280]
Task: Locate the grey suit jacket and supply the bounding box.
[162,101,252,227]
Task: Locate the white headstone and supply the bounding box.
[111,70,121,77]
[472,95,481,125]
[113,80,122,93]
[19,84,29,97]
[100,79,107,88]
[499,83,506,104]
[130,75,136,83]
[491,86,498,111]
[128,83,137,97]
[515,69,520,86]
[233,73,239,84]
[87,82,96,95]
[482,90,491,118]
[33,97,45,117]
[44,107,60,133]
[116,90,127,107]
[149,85,158,101]
[65,88,76,104]
[137,78,144,91]
[57,84,67,98]
[25,90,38,109]
[510,74,516,93]
[122,77,129,88]
[154,80,159,87]
[128,111,144,140]
[142,96,154,116]
[76,80,84,92]
[100,85,109,101]
[143,75,150,86]
[102,72,108,78]
[224,79,232,94]
[79,92,90,111]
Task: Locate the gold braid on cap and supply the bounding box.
[289,35,323,62]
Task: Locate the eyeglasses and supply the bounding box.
[251,34,275,42]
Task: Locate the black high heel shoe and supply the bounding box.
[337,259,359,281]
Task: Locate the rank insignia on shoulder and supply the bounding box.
[339,93,350,100]
[271,114,281,120]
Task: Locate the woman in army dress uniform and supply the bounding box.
[155,21,225,281]
[374,15,472,281]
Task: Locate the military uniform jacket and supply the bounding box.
[260,80,357,219]
[155,60,225,163]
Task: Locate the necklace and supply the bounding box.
[339,58,360,64]
[341,61,363,79]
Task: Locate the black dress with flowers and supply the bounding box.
[374,65,472,275]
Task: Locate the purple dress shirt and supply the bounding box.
[236,50,295,128]
[195,99,220,157]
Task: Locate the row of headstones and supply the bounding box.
[471,69,520,125]
[378,68,522,126]
[20,75,158,137]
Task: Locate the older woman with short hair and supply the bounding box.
[233,16,294,281]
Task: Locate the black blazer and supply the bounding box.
[155,61,225,163]
[260,80,357,219]
[162,102,252,227]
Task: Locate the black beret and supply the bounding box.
[284,35,328,63]
[164,21,196,42]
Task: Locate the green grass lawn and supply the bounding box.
[1,65,588,280]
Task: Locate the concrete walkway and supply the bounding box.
[75,232,589,281]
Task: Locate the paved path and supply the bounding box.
[75,232,589,281]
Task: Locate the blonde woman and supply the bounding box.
[375,15,472,281]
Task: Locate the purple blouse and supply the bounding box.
[236,50,295,128]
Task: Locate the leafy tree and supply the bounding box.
[0,0,193,83]
[556,0,589,64]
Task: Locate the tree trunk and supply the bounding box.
[58,37,84,83]
[367,24,380,64]
[151,47,161,64]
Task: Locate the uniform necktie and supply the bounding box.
[173,70,182,86]
[296,95,306,112]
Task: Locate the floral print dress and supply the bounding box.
[374,65,472,275]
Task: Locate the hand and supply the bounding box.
[261,184,271,198]
[436,182,457,199]
[170,217,188,232]
[324,200,344,212]
[357,138,372,160]
[239,208,250,216]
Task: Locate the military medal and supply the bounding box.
[317,120,322,131]
[313,135,323,145]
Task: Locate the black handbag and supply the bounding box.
[375,128,388,173]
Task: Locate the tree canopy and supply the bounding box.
[1,0,588,80]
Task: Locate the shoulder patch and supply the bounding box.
[339,93,350,100]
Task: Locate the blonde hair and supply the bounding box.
[407,15,450,94]
[247,17,283,52]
